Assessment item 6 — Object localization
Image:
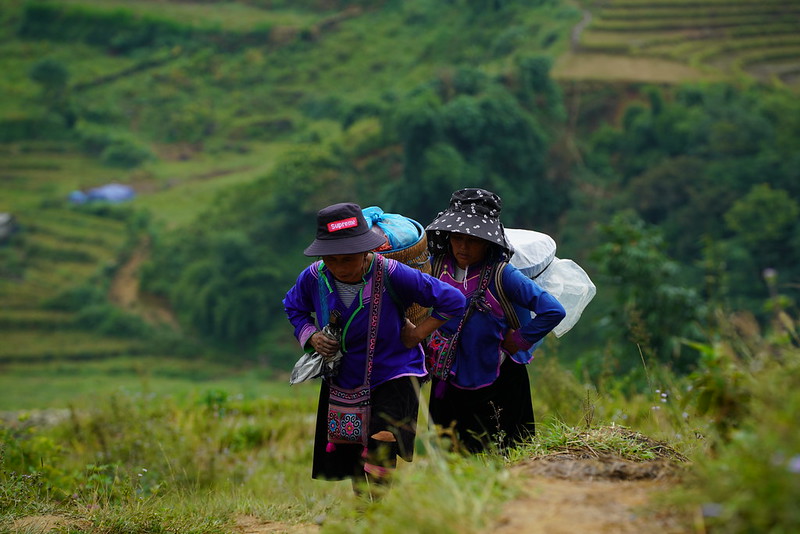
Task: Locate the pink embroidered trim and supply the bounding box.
[327,217,358,232]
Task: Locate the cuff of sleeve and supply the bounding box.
[429,310,452,322]
[299,324,318,351]
[512,330,534,351]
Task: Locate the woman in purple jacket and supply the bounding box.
[425,188,566,453]
[283,202,465,495]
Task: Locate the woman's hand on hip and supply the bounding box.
[501,329,521,355]
[401,318,424,348]
[400,316,447,349]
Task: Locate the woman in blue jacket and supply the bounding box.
[425,188,566,453]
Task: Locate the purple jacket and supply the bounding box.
[283,254,466,389]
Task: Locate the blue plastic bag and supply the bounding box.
[362,206,421,251]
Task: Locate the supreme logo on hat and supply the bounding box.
[327,217,358,233]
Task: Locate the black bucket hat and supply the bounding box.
[304,202,387,256]
[425,188,514,257]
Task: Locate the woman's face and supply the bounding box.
[323,253,369,283]
[449,233,490,269]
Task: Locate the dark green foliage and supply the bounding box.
[169,231,282,345]
[384,63,566,227]
[684,323,800,533]
[590,211,703,373]
[515,55,565,120]
[75,304,154,338]
[19,2,194,54]
[585,83,800,325]
[0,114,71,142]
[142,146,357,353]
[75,124,155,168]
[43,284,107,312]
[28,57,68,93]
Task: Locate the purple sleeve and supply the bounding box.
[387,260,466,320]
[282,264,320,349]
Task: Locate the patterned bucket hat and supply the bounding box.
[425,188,514,257]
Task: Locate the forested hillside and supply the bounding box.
[2,0,799,377]
[2,1,800,533]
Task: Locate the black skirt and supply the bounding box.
[311,375,421,481]
[429,357,535,453]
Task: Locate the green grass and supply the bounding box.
[60,0,328,31]
[130,141,293,230]
[0,331,146,362]
[0,357,315,410]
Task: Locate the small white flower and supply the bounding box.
[788,455,800,474]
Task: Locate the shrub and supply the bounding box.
[75,123,155,168]
[100,141,154,168]
[0,114,71,142]
[683,315,800,533]
[42,284,107,312]
[75,304,154,338]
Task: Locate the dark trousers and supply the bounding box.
[429,357,535,453]
[312,376,420,481]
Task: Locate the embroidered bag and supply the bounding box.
[326,254,385,446]
[425,257,493,381]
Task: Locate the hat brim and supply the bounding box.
[303,226,387,256]
[426,212,513,256]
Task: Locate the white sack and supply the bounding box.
[533,257,596,337]
[506,228,557,278]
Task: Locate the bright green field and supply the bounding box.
[0,357,319,411]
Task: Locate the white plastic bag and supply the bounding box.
[289,324,343,385]
[533,257,596,337]
[506,228,556,278]
[505,228,595,338]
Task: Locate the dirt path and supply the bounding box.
[234,516,319,534]
[8,464,694,534]
[487,425,697,534]
[108,237,180,329]
[492,475,691,534]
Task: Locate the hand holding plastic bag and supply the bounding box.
[289,312,343,385]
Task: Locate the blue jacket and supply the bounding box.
[434,254,566,389]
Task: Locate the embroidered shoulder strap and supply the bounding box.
[363,254,385,388]
[494,261,521,330]
[431,254,445,278]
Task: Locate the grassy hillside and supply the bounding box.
[1,0,798,400]
[0,0,582,385]
[2,2,800,533]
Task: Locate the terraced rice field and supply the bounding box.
[557,0,800,87]
[0,149,144,364]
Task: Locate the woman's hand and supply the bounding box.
[310,331,340,359]
[501,328,521,355]
[401,315,448,349]
[401,318,424,348]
